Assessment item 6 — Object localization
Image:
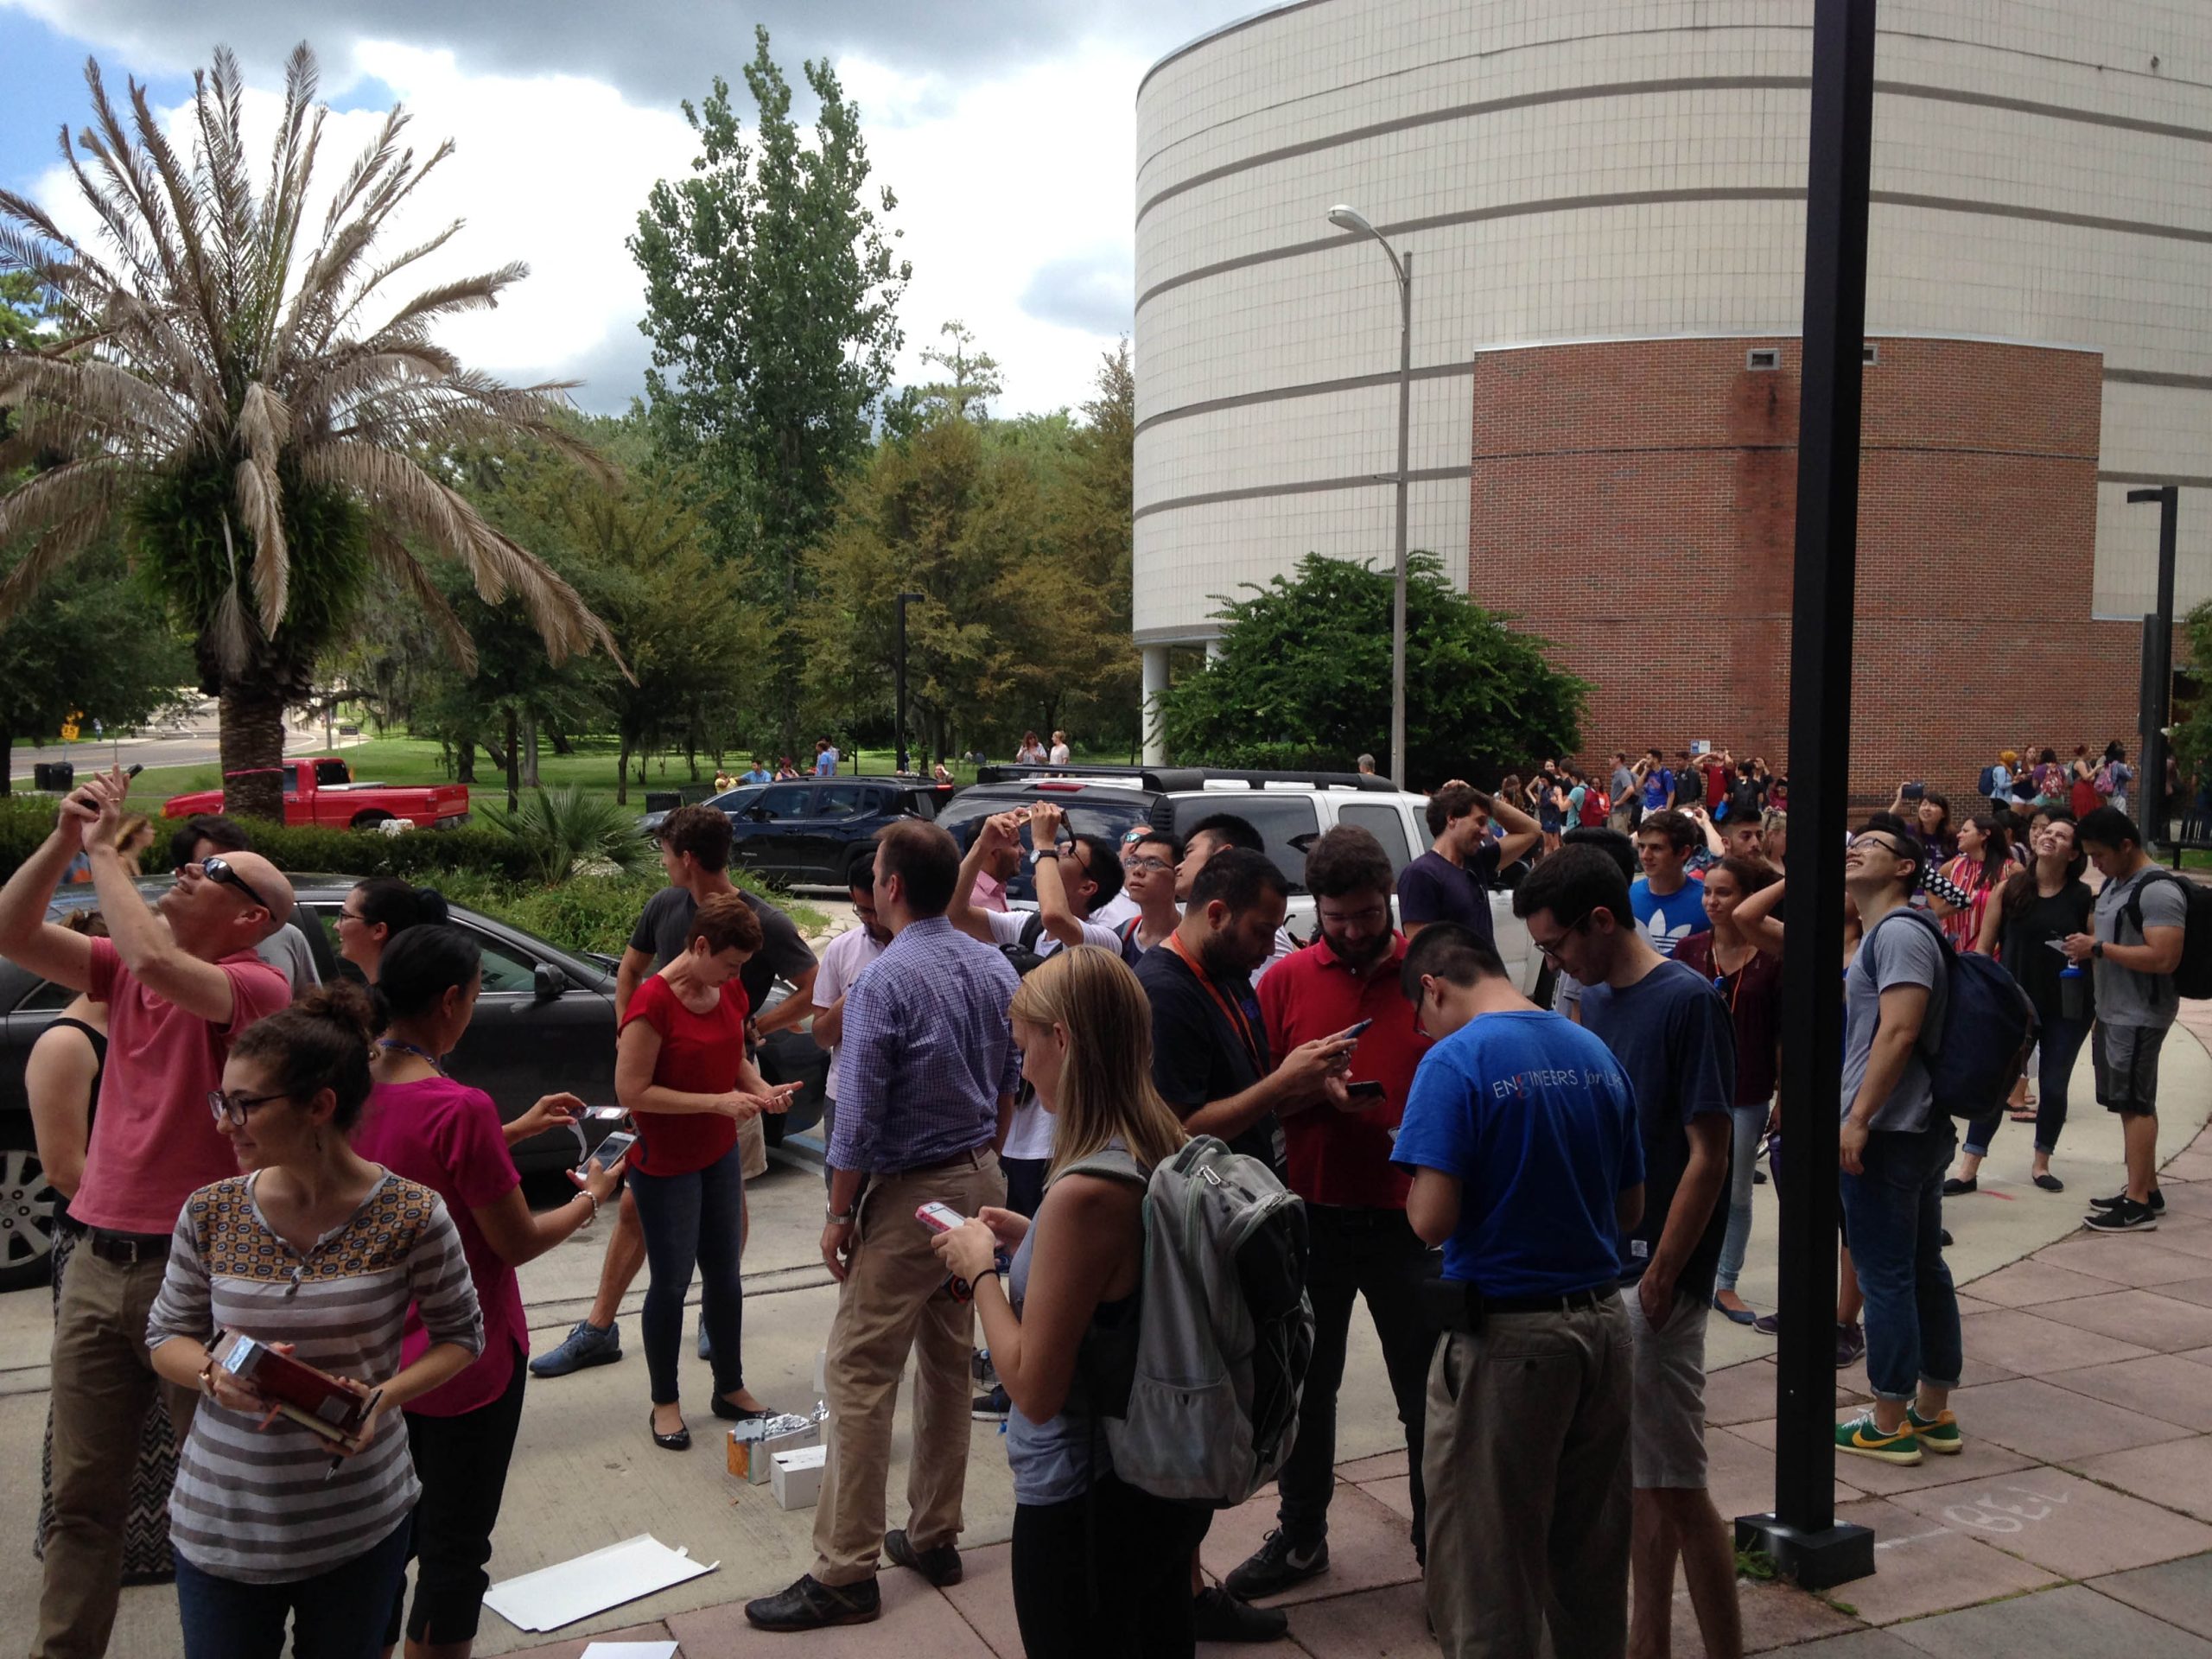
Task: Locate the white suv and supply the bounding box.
[937,766,1540,995]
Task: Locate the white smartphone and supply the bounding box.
[915,1201,965,1234]
[588,1129,637,1171]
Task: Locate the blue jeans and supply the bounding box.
[1839,1121,1962,1402]
[175,1518,411,1658]
[629,1142,747,1406]
[1715,1103,1768,1294]
[1964,1014,2089,1158]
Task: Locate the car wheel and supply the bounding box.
[350,810,392,830]
[0,1125,60,1294]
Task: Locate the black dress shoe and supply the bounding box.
[1192,1586,1289,1642]
[649,1410,690,1452]
[886,1527,963,1586]
[710,1395,768,1423]
[744,1573,882,1630]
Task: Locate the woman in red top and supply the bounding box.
[1929,816,2012,952]
[617,895,795,1450]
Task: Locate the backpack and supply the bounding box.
[1977,764,1999,799]
[997,912,1052,976]
[1580,787,1611,827]
[1065,1136,1314,1507]
[2121,870,2212,1000]
[1111,917,1149,967]
[1870,909,2036,1120]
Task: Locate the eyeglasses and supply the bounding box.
[207,1089,289,1128]
[1528,907,1594,964]
[1847,835,1910,858]
[199,855,275,914]
[1317,901,1390,929]
[1122,855,1171,874]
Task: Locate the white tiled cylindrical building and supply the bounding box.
[1134,0,2212,776]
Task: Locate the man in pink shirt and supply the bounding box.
[0,768,293,1659]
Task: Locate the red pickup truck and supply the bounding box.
[162,758,470,830]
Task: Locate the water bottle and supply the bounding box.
[2060,959,2088,1022]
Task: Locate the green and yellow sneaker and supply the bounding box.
[1835,1411,1923,1465]
[1907,1406,1962,1454]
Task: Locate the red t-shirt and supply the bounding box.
[1703,763,1731,807]
[620,973,747,1175]
[75,938,291,1235]
[353,1077,527,1415]
[1255,934,1427,1209]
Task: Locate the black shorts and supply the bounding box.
[2094,1023,2166,1117]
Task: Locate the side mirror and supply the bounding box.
[532,962,567,1001]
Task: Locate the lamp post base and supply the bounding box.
[1733,1513,1876,1591]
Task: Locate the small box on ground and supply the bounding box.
[727,1409,823,1484]
[772,1444,827,1510]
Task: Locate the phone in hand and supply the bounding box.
[1337,1019,1374,1043]
[916,1201,966,1234]
[587,1129,636,1172]
[1901,782,1925,801]
[1345,1079,1386,1100]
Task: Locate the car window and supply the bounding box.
[709,786,766,815]
[1338,803,1414,874]
[753,785,814,823]
[313,760,351,787]
[461,926,542,995]
[816,785,870,821]
[1171,796,1321,891]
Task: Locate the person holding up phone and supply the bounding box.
[1225,826,1436,1602]
[145,985,484,1659]
[355,926,626,1656]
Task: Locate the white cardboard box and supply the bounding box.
[772,1443,827,1510]
[727,1414,823,1484]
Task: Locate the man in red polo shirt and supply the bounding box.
[1226,824,1434,1601]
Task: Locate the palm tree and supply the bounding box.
[0,43,620,820]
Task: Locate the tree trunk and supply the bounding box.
[547,725,575,757]
[455,739,477,785]
[615,734,631,806]
[524,716,541,789]
[218,680,289,823]
[505,706,521,811]
[0,724,11,795]
[481,737,509,771]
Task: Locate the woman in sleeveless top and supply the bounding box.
[29,911,181,1580]
[931,946,1207,1659]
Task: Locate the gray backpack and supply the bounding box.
[1065,1136,1315,1507]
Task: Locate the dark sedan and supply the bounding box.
[0,875,827,1292]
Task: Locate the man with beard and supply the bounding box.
[1225,828,1434,1601]
[1136,847,1360,1642]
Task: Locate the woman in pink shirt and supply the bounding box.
[353,925,626,1656]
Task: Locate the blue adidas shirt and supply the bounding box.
[1392,1009,1643,1296]
[1630,876,1707,957]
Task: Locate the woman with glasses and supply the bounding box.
[146,984,482,1659]
[355,925,626,1656]
[1675,857,1784,1325]
[334,879,449,983]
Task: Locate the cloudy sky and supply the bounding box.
[0,0,1256,417]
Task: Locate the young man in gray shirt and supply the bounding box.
[2066,806,2187,1231]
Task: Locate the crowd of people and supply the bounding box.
[1,728,2193,1659]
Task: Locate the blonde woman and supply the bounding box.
[931,946,1205,1659]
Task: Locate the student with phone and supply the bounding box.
[145,985,484,1659]
[355,925,626,1656]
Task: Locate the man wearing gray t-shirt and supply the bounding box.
[2067,807,2187,1231]
[1834,814,1964,1469]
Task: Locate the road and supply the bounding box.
[9,715,362,787]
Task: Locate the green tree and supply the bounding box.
[1035,341,1139,749]
[1157,552,1587,789]
[632,26,910,754]
[0,271,48,353]
[0,47,617,820]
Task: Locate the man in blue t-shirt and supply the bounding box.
[1630,809,1710,957]
[1393,923,1643,1658]
[1515,846,1741,1659]
[1637,747,1675,814]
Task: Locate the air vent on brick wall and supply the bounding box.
[1864,344,1880,365]
[1746,347,1780,371]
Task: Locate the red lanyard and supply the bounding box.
[1166,932,1262,1074]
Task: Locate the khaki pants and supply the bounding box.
[1422,1298,1632,1659]
[35,1243,199,1659]
[811,1150,1005,1586]
[738,1112,768,1181]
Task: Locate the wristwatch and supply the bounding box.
[826,1205,855,1225]
[2092,941,2104,960]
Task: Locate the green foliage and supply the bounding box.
[431,869,667,959]
[0,270,49,351]
[1156,552,1588,791]
[2176,599,2212,790]
[478,786,658,884]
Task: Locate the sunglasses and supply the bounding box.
[199,855,275,914]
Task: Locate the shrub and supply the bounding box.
[477,787,658,885]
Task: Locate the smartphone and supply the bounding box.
[1901,782,1925,801]
[1337,1018,1374,1042]
[124,763,144,779]
[2044,939,2075,955]
[916,1201,966,1234]
[1345,1079,1386,1100]
[211,1331,372,1442]
[588,1129,637,1171]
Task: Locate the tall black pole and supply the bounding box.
[2128,486,2179,847]
[1734,0,1878,1589]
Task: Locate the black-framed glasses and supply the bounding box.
[207,1089,289,1128]
[1847,835,1910,859]
[199,855,275,914]
[1122,855,1172,874]
[1529,907,1595,964]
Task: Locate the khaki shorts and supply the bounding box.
[1624,1284,1709,1490]
[739,1112,768,1180]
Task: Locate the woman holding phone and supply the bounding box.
[617,894,796,1450]
[355,925,626,1656]
[932,946,1207,1659]
[145,985,482,1658]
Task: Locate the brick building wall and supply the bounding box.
[1468,335,2160,808]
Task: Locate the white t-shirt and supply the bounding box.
[1249,925,1300,986]
[814,925,887,1101]
[1047,743,1071,766]
[1092,890,1141,929]
[985,907,1122,1160]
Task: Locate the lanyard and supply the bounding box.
[1166,932,1262,1075]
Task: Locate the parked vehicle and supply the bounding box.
[0,876,827,1292]
[639,776,952,890]
[162,757,469,830]
[937,766,1541,993]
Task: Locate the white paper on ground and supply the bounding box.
[484,1535,717,1631]
[579,1644,681,1659]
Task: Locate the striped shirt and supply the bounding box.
[146,1171,482,1584]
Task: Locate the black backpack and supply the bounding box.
[2121,871,2212,1001]
[1871,909,2037,1121]
[998,912,1052,977]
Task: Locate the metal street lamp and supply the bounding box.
[894,591,924,775]
[1327,203,1414,790]
[2127,486,2179,848]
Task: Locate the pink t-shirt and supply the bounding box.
[74,939,291,1236]
[353,1077,527,1415]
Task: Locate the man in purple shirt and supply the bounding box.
[747,820,1020,1632]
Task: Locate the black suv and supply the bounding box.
[646,777,950,891]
